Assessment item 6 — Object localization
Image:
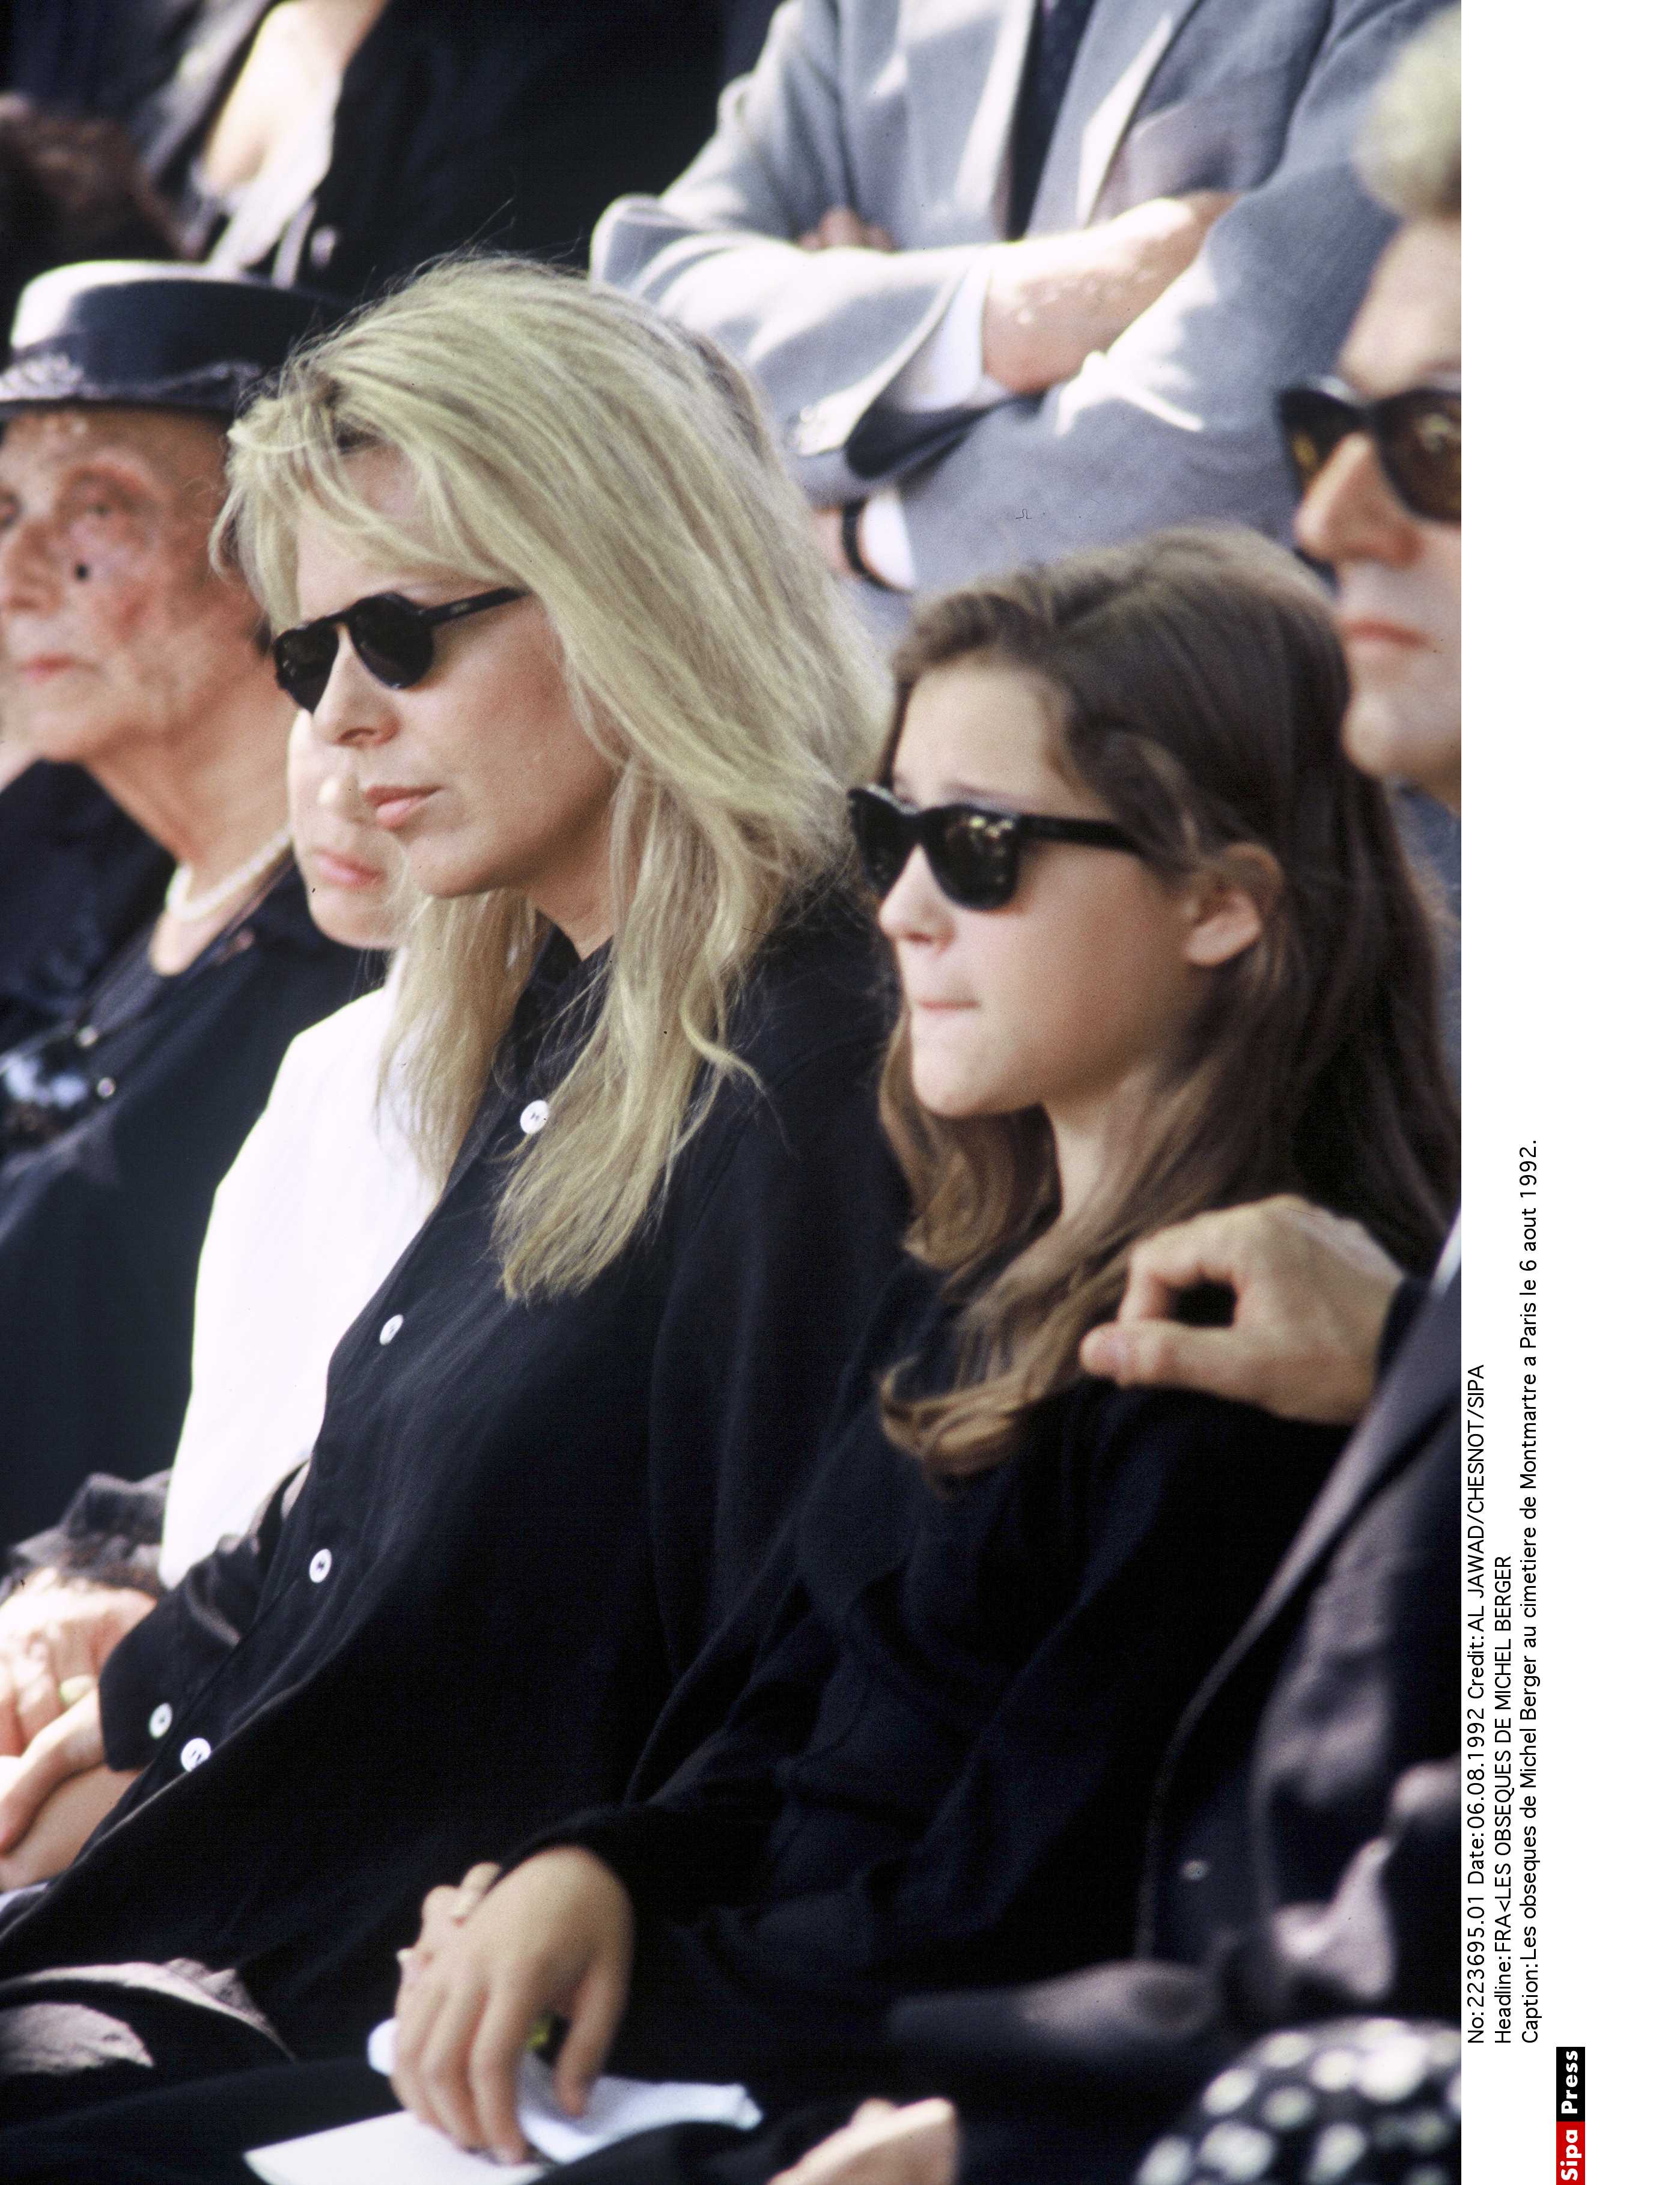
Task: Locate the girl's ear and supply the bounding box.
[1181,844,1282,968]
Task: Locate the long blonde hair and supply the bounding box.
[219,255,886,1295]
[877,536,1458,1477]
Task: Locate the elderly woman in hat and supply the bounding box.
[0,261,364,1550]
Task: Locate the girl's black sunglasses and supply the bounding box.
[272,587,528,713]
[848,785,1140,911]
[1274,377,1460,524]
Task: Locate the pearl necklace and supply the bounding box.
[164,825,292,924]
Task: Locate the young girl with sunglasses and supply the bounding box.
[387,530,1458,2169]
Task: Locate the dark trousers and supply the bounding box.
[0,2051,1155,2184]
[0,2060,395,2184]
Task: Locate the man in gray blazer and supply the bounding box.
[594,0,1450,622]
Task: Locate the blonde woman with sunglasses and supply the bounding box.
[0,256,905,2124]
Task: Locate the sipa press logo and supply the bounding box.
[1556,2046,1585,2183]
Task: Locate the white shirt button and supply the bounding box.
[309,1548,333,1584]
[519,1099,550,1135]
[148,1703,174,1740]
[379,1314,404,1345]
[180,1737,213,1771]
[1180,1857,1211,1883]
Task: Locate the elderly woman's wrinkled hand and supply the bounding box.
[392,1846,634,2165]
[0,1688,135,1884]
[0,1576,156,1757]
[0,1755,138,1888]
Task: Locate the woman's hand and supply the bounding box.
[0,1576,156,1755]
[0,1688,135,1881]
[400,1859,504,1978]
[391,1846,635,2163]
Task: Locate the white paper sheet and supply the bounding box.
[245,2020,762,2180]
[246,2109,547,2185]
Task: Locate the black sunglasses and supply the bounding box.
[848,784,1140,911]
[272,587,529,713]
[1275,376,1460,524]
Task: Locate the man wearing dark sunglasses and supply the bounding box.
[1283,267,1460,816]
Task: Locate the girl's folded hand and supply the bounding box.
[391,1845,634,2163]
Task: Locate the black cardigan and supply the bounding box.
[0,761,169,1055]
[886,1268,1462,2147]
[0,901,905,2061]
[529,1262,1347,2106]
[0,862,363,1548]
[126,0,723,300]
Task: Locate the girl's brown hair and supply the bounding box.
[877,529,1458,1476]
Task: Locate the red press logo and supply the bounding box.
[1556,2045,1584,2183]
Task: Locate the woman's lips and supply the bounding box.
[364,787,436,830]
[309,847,385,890]
[17,655,82,682]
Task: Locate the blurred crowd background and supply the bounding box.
[0,1,770,311]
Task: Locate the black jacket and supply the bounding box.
[890,1262,1461,2130]
[522,1262,1345,2107]
[0,903,906,2062]
[0,862,364,1549]
[0,761,169,1056]
[128,0,722,299]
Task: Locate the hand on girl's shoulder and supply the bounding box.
[1079,1197,1405,1426]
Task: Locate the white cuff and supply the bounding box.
[879,261,1006,414]
[857,490,915,593]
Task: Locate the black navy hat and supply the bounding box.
[0,261,337,422]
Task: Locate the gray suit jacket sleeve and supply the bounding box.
[893,0,1432,590]
[596,0,1441,580]
[592,0,1000,510]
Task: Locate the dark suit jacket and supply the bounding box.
[0,761,169,1055]
[892,1262,1459,2124]
[126,0,722,299]
[0,865,363,1551]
